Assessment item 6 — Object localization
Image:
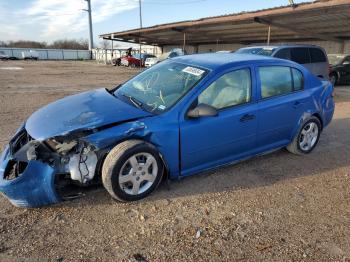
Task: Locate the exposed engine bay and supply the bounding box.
[5,127,102,200]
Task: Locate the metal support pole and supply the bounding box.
[183,32,186,53]
[340,41,345,53]
[84,0,94,58]
[139,0,142,69]
[267,26,271,45]
[111,40,114,58]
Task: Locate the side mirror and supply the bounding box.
[187,103,218,118]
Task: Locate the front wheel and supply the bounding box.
[287,116,321,155]
[102,140,164,201]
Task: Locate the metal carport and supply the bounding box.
[100,0,350,53]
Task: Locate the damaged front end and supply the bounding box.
[0,125,101,208]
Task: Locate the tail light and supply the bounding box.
[328,63,332,75]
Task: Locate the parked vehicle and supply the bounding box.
[121,53,156,67]
[0,51,9,60]
[112,48,133,66]
[235,45,329,80]
[145,48,186,67]
[22,50,39,60]
[0,53,334,207]
[112,57,122,66]
[328,54,350,85]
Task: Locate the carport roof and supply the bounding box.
[100,0,350,46]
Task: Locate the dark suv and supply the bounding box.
[235,45,329,80]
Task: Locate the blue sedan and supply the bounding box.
[0,54,335,207]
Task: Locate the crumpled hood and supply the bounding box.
[26,88,152,140]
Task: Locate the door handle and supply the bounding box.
[240,114,255,122]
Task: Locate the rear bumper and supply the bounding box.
[0,145,60,208]
[323,97,335,128]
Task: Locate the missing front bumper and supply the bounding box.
[0,145,60,207]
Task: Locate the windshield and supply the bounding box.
[114,61,207,113]
[236,47,275,56]
[328,54,346,65]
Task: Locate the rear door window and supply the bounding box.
[259,66,293,98]
[309,48,327,63]
[291,48,311,64]
[292,68,304,91]
[274,48,291,60]
[259,66,304,99]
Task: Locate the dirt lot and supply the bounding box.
[0,60,349,261]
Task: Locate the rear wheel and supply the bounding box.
[287,116,321,155]
[102,140,164,201]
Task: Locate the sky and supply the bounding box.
[0,0,313,47]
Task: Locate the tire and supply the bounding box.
[329,73,338,86]
[130,63,136,68]
[287,116,321,155]
[102,140,164,201]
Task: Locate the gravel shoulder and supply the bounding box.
[0,60,350,261]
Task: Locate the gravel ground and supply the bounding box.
[0,60,350,261]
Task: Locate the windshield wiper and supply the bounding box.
[121,92,143,109]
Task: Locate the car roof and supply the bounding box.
[172,53,285,71]
[328,53,350,56]
[239,44,324,50]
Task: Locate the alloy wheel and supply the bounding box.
[299,122,319,151]
[118,153,158,195]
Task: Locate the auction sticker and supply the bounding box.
[182,66,205,76]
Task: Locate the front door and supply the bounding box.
[179,68,258,176]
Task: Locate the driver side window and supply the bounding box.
[198,68,251,110]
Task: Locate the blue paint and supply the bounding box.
[25,88,152,140]
[0,54,335,207]
[0,146,60,207]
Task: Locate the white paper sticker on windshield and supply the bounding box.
[158,105,166,110]
[182,66,205,76]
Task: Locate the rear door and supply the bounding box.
[256,65,308,151]
[309,47,329,79]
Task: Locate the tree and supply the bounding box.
[0,39,89,50]
[49,39,88,50]
[100,40,111,49]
